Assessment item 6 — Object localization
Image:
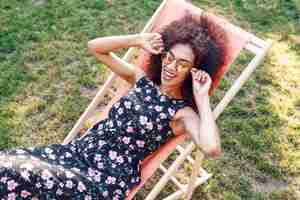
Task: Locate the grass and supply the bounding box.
[0,0,299,199]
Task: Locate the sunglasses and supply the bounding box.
[161,51,194,71]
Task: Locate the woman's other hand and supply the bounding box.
[191,68,212,98]
[139,33,164,54]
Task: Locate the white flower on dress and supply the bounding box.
[49,154,56,160]
[105,176,116,184]
[45,147,53,154]
[65,170,75,178]
[94,173,101,182]
[160,96,167,102]
[136,88,141,93]
[102,191,109,197]
[98,140,106,148]
[97,162,104,169]
[116,156,124,164]
[146,89,151,94]
[56,189,63,195]
[114,102,120,108]
[146,122,153,130]
[109,150,117,160]
[94,154,102,161]
[45,180,54,189]
[20,170,30,181]
[66,180,73,188]
[122,137,131,144]
[157,124,163,130]
[159,113,167,119]
[136,140,145,148]
[139,116,148,125]
[97,124,104,130]
[0,177,8,183]
[117,108,123,115]
[168,108,175,116]
[16,149,26,154]
[117,120,122,127]
[36,183,42,188]
[7,180,18,191]
[41,169,52,180]
[156,135,162,141]
[109,120,114,127]
[65,152,72,158]
[124,101,132,109]
[155,105,163,112]
[135,105,141,110]
[88,168,96,176]
[78,181,86,192]
[84,195,92,200]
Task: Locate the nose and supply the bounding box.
[167,60,177,72]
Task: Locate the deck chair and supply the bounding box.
[62,0,272,199]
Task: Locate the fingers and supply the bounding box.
[151,33,164,53]
[191,68,210,83]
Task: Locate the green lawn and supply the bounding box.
[0,0,299,199]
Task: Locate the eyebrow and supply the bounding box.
[169,50,193,64]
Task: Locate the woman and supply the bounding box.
[0,14,224,199]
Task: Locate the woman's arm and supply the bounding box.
[87,33,164,85]
[181,68,221,158]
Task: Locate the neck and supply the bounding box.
[159,84,183,99]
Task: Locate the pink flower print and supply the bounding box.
[45,180,54,189]
[77,181,86,192]
[66,180,73,188]
[116,156,124,164]
[20,170,30,181]
[159,113,167,119]
[122,137,131,144]
[126,126,134,133]
[124,101,132,109]
[136,140,145,148]
[94,173,101,182]
[7,180,18,191]
[94,154,102,161]
[88,168,96,176]
[97,162,104,169]
[155,105,163,112]
[109,150,117,160]
[0,177,8,183]
[21,190,31,198]
[139,116,148,125]
[145,96,151,101]
[102,190,109,197]
[7,193,16,200]
[113,196,119,200]
[168,108,175,116]
[41,169,52,180]
[119,181,126,188]
[98,140,106,148]
[32,197,39,200]
[105,176,116,184]
[146,122,153,130]
[84,195,92,200]
[160,95,167,102]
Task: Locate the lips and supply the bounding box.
[163,68,176,80]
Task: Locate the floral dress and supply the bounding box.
[0,75,189,200]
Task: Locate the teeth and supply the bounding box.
[165,70,175,77]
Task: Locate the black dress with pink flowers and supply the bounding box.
[0,75,189,200]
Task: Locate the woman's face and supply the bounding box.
[161,43,195,87]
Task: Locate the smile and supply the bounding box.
[163,68,176,79]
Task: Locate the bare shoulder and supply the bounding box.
[173,106,198,121]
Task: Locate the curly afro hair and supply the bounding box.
[147,13,228,111]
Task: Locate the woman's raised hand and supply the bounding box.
[191,68,212,98]
[139,33,164,54]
